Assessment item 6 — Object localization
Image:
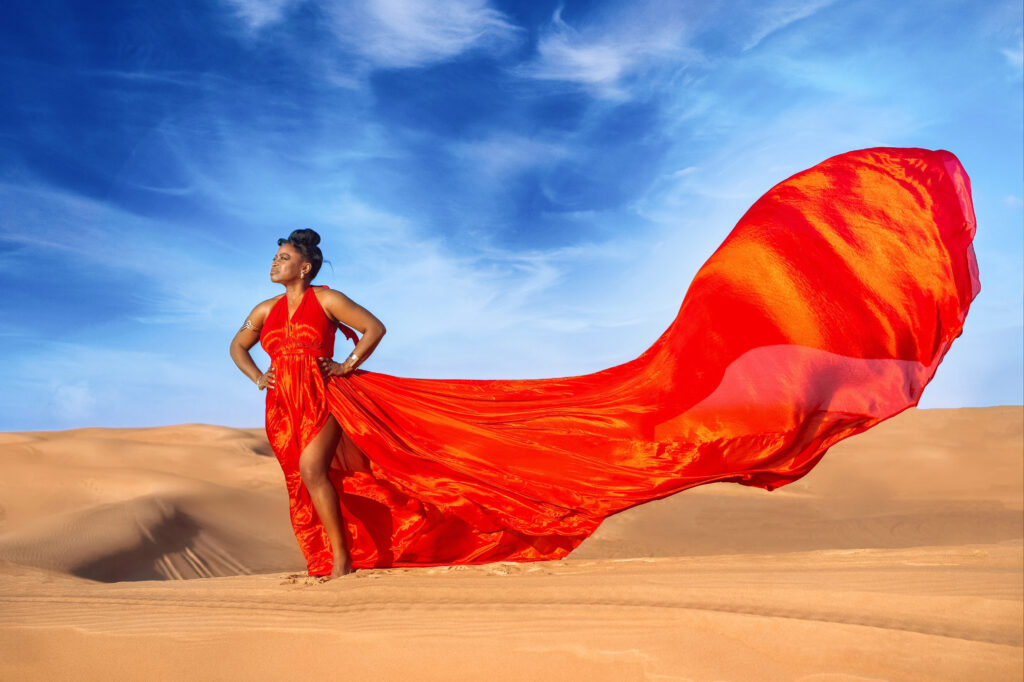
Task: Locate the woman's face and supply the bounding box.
[270,243,308,283]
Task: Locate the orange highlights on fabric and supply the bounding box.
[260,147,979,575]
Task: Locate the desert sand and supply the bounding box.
[0,406,1021,681]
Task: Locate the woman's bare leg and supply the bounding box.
[298,413,352,577]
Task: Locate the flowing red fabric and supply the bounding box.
[260,147,980,575]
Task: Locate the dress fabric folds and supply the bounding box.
[260,147,980,575]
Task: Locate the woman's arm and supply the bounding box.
[229,300,277,390]
[316,289,386,377]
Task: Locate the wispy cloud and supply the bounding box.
[223,0,522,72]
[1001,41,1023,76]
[223,0,304,29]
[742,0,835,51]
[451,133,569,178]
[518,4,697,97]
[984,0,1023,77]
[53,380,99,422]
[325,0,521,69]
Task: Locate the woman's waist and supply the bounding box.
[269,346,333,360]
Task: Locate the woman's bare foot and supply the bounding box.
[329,554,352,578]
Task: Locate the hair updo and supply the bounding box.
[278,228,324,281]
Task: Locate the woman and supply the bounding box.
[230,229,385,578]
[230,147,979,580]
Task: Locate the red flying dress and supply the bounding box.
[259,147,980,575]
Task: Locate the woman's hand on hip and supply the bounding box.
[256,366,275,390]
[319,356,354,378]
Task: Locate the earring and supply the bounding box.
[300,272,305,279]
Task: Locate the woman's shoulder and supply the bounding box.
[313,286,350,302]
[249,295,284,319]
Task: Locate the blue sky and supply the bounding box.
[1,0,1021,430]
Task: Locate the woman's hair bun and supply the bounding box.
[287,228,321,247]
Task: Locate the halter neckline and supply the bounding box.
[282,285,316,324]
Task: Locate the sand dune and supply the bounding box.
[575,406,1023,559]
[0,426,300,581]
[0,406,1021,680]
